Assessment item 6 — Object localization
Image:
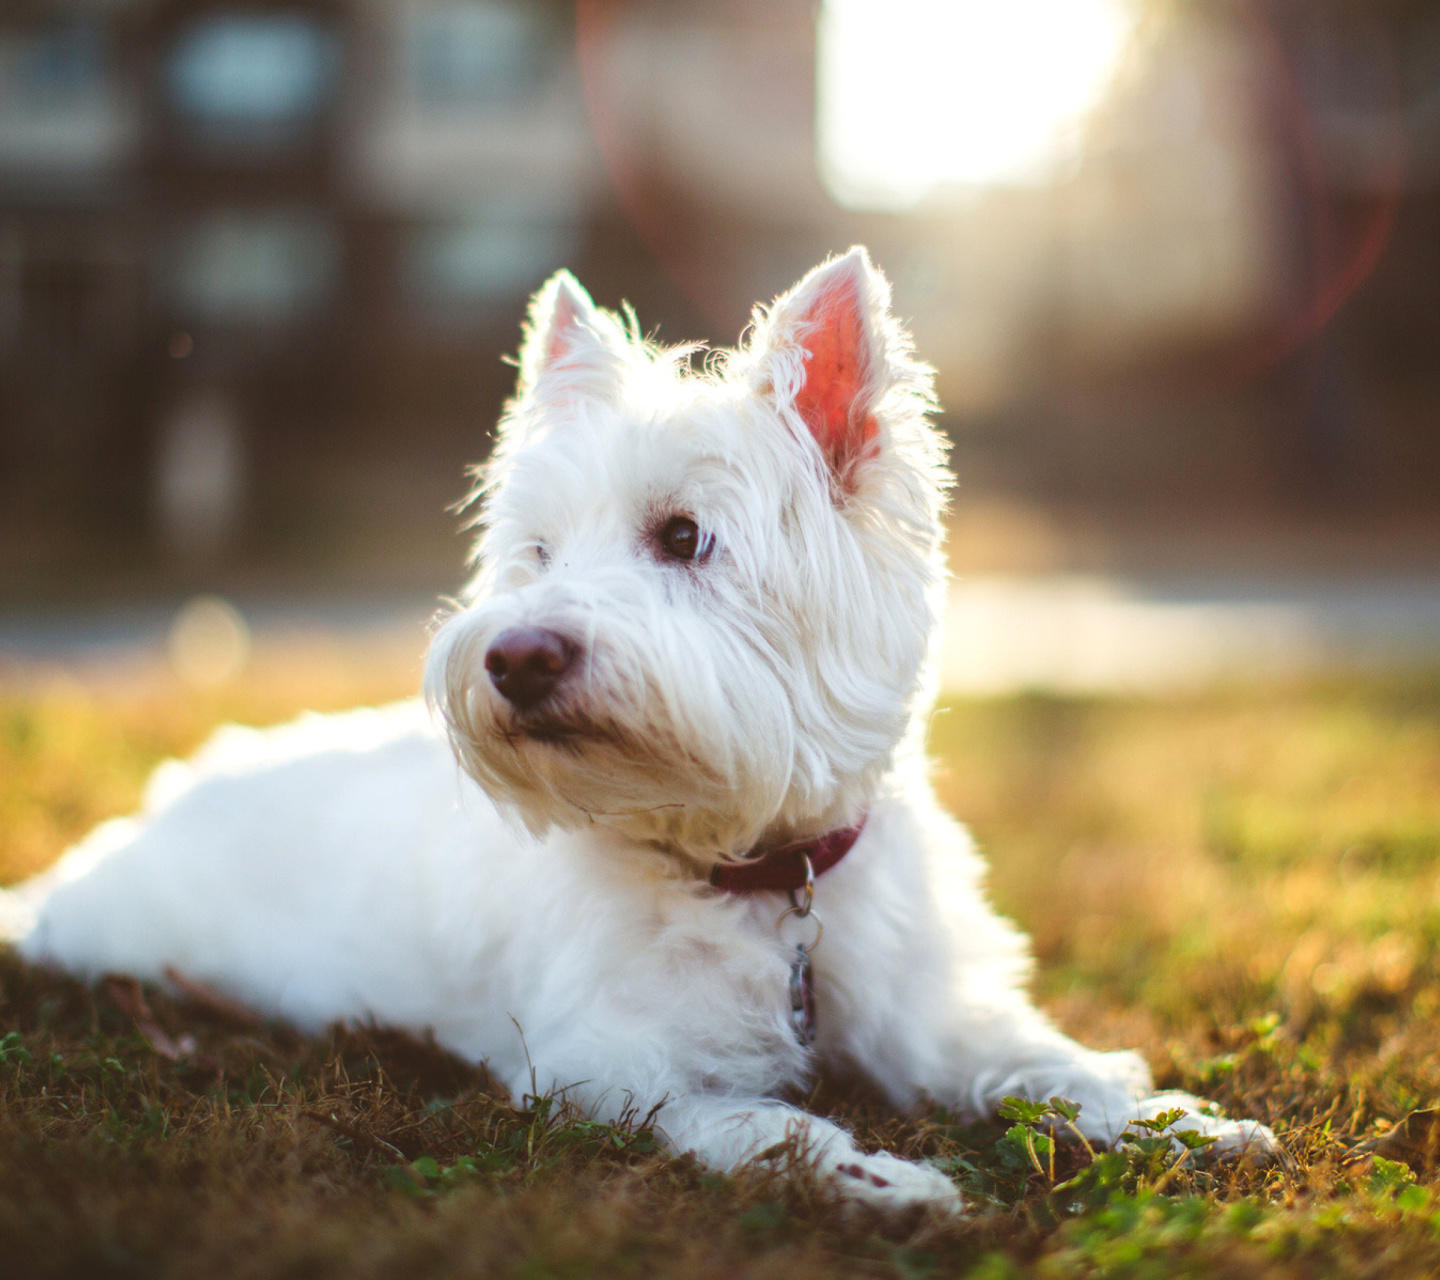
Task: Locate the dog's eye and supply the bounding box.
[658,516,701,562]
[534,542,552,567]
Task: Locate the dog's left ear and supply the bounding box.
[754,247,893,490]
[514,269,627,405]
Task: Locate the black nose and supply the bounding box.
[484,627,577,710]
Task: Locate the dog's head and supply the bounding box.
[425,248,950,864]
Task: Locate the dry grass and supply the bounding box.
[4,653,1440,1277]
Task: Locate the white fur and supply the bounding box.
[11,250,1271,1211]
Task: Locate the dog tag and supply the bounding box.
[788,945,816,1047]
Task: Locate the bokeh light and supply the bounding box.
[819,0,1137,208]
[167,596,251,689]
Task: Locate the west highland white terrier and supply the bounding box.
[10,249,1272,1211]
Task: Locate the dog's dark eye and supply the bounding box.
[658,516,701,562]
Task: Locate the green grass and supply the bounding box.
[4,658,1440,1277]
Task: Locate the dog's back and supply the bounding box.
[16,703,489,1029]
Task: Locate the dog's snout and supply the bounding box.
[484,627,577,709]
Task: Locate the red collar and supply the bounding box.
[708,815,867,893]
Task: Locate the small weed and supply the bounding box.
[0,1029,34,1068]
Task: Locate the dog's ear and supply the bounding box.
[755,247,892,489]
[515,270,627,403]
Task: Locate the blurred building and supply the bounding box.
[0,0,601,579]
[1,0,1438,588]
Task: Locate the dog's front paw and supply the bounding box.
[829,1151,964,1214]
[1132,1092,1276,1162]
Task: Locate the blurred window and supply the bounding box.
[0,22,106,109]
[165,14,340,144]
[0,22,130,175]
[405,211,577,326]
[169,211,340,325]
[408,2,548,109]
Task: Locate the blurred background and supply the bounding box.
[2,0,1439,691]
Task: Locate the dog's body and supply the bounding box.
[12,251,1270,1209]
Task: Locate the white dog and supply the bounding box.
[10,249,1271,1210]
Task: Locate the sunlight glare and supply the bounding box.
[819,0,1137,210]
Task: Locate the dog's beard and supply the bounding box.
[460,704,766,856]
[498,706,623,750]
[426,616,800,858]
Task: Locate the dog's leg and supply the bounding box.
[978,1041,1276,1158]
[960,1015,1268,1151]
[652,1092,963,1213]
[830,805,1275,1159]
[866,994,1274,1158]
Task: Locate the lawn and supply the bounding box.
[3,650,1440,1278]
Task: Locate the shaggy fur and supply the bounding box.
[10,250,1271,1210]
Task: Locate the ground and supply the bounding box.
[3,647,1440,1278]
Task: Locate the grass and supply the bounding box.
[3,652,1440,1277]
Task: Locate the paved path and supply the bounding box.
[2,576,1439,694]
[941,575,1440,693]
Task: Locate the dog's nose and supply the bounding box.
[484,627,576,710]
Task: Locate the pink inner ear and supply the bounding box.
[545,289,582,366]
[793,279,879,463]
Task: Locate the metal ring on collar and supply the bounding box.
[786,853,816,918]
[776,903,824,953]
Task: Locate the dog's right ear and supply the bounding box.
[514,270,628,405]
